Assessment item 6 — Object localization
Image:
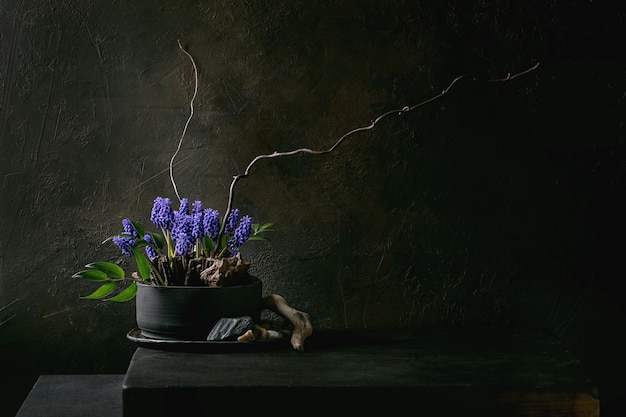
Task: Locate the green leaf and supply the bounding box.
[131,247,152,280]
[248,236,269,241]
[248,222,273,242]
[204,236,213,252]
[72,269,109,281]
[85,262,125,279]
[219,233,227,251]
[134,240,148,249]
[152,233,165,251]
[253,222,274,234]
[81,282,116,299]
[106,282,138,302]
[129,220,145,238]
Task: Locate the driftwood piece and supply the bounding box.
[236,324,284,343]
[259,294,312,351]
[199,253,250,286]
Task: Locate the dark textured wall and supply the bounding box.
[1,0,625,415]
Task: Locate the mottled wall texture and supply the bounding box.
[1,0,625,415]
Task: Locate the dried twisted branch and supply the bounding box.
[216,63,540,240]
[173,42,538,242]
[170,40,199,202]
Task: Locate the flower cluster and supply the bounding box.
[73,196,272,301]
[139,196,253,260]
[112,197,253,264]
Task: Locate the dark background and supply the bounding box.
[1,0,625,415]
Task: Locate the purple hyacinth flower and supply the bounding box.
[228,215,253,248]
[224,209,240,235]
[191,211,204,240]
[178,198,190,216]
[203,208,220,241]
[144,234,158,259]
[122,218,139,238]
[113,235,135,257]
[150,197,174,231]
[174,214,194,257]
[192,200,203,216]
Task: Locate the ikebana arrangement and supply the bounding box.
[73,40,539,351]
[74,197,272,300]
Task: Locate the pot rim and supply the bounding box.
[136,276,261,289]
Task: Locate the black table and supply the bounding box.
[122,326,599,416]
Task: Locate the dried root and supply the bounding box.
[261,294,312,351]
[199,253,250,286]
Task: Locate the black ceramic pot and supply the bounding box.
[135,277,262,340]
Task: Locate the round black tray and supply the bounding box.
[126,328,288,352]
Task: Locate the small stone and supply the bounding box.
[207,316,255,341]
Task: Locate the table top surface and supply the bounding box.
[123,326,597,391]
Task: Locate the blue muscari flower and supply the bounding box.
[151,197,174,231]
[174,215,194,257]
[122,218,139,238]
[113,235,135,257]
[203,208,220,241]
[192,200,202,216]
[143,234,158,259]
[191,211,203,240]
[229,215,253,249]
[145,197,255,259]
[178,198,190,216]
[172,209,188,236]
[224,209,240,235]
